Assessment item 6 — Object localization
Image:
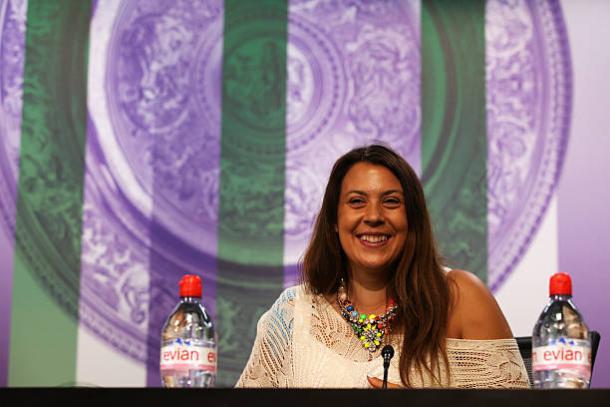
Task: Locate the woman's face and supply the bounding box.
[337,162,408,277]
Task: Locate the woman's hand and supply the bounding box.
[367,376,402,389]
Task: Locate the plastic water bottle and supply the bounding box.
[160,275,217,387]
[532,272,591,389]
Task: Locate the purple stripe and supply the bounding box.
[557,0,610,388]
[0,141,18,388]
[0,226,16,387]
[557,135,610,388]
[78,115,164,383]
[282,0,421,287]
[485,0,573,293]
[0,0,27,386]
[82,0,222,386]
[143,1,223,386]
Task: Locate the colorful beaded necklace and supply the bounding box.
[337,279,398,353]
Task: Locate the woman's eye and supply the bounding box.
[348,198,365,205]
[384,198,401,206]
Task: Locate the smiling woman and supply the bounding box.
[236,145,530,388]
[337,162,408,280]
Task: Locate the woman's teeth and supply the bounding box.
[359,235,388,243]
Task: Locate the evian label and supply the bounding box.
[160,339,217,373]
[532,339,591,377]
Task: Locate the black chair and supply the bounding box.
[516,330,601,387]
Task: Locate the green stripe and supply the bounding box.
[421,0,488,281]
[9,0,91,386]
[217,0,288,386]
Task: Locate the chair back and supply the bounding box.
[515,330,601,387]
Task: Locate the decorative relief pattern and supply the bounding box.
[0,0,571,367]
[485,0,571,290]
[282,0,420,263]
[0,0,27,235]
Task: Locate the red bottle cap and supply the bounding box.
[179,275,202,298]
[549,272,572,296]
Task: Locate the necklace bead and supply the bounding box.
[336,279,398,353]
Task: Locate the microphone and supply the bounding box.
[381,345,395,389]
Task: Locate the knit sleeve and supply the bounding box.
[446,338,531,389]
[235,287,297,388]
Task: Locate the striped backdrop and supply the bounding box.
[0,0,609,388]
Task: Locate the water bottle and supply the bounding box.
[160,274,217,387]
[532,272,591,389]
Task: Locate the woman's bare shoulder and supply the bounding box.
[446,269,489,297]
[446,269,513,340]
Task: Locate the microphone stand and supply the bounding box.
[381,345,394,389]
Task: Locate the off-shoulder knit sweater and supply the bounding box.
[236,285,530,388]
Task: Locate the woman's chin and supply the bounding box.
[352,260,393,275]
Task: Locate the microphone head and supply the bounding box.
[381,345,394,360]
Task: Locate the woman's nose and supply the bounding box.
[363,203,384,226]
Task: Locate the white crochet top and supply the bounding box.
[236,285,531,388]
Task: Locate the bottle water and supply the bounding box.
[532,272,591,389]
[160,275,217,388]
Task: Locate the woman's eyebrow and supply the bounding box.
[381,189,403,196]
[345,189,403,196]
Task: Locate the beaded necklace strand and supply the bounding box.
[337,279,398,353]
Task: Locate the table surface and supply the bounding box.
[2,388,610,407]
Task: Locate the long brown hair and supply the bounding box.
[300,144,451,386]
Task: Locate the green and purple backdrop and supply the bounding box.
[0,0,608,387]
